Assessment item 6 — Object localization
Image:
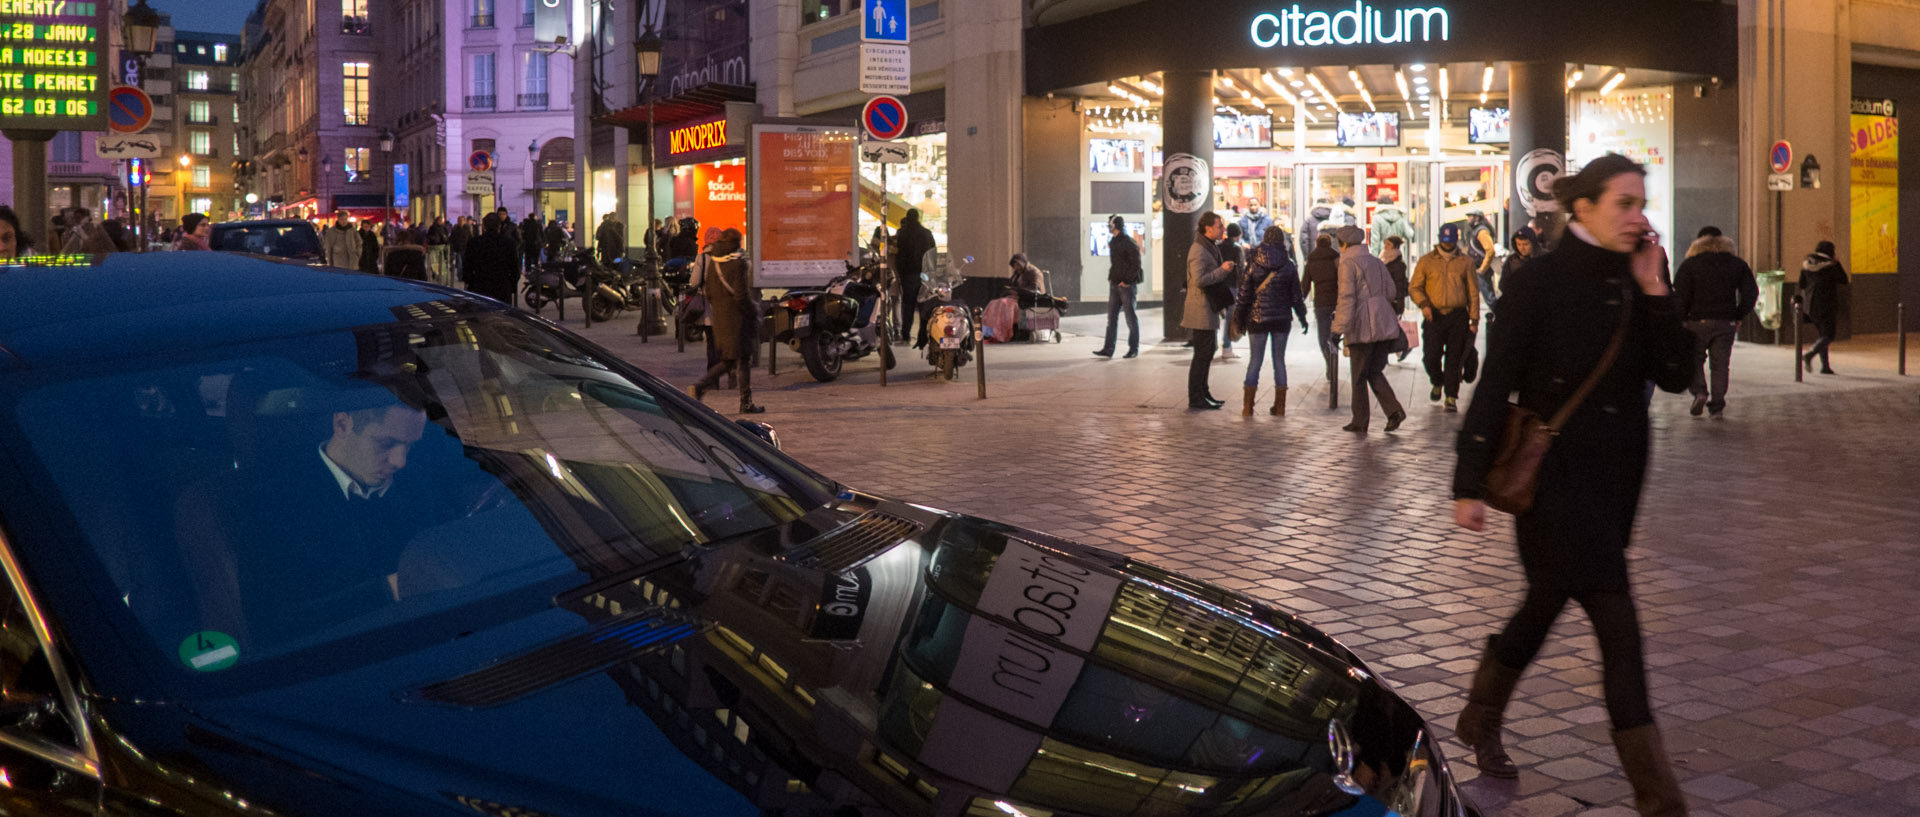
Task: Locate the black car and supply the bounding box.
[208,219,325,263]
[0,253,1476,817]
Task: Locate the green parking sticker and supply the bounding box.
[179,631,239,672]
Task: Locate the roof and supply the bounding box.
[0,253,499,371]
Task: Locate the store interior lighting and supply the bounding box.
[1348,68,1376,112]
[1439,66,1450,119]
[1305,70,1342,115]
[1396,67,1415,118]
[1600,69,1627,95]
[1410,63,1426,73]
[1567,69,1584,89]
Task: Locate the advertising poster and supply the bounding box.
[1850,99,1898,275]
[691,163,747,236]
[1572,87,1673,245]
[752,125,858,284]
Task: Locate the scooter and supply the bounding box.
[774,255,896,382]
[921,255,976,380]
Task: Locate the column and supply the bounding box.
[945,0,1023,281]
[750,0,800,118]
[1506,62,1567,243]
[5,131,52,250]
[1159,69,1213,341]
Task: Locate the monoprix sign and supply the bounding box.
[1250,2,1451,48]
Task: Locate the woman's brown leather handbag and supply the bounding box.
[1485,282,1634,515]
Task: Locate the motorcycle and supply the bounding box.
[773,255,896,382]
[920,254,976,380]
[522,249,635,322]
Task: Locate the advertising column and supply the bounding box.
[1159,70,1214,340]
[752,124,858,285]
[1507,62,1567,244]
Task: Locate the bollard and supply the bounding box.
[583,285,593,329]
[1327,338,1341,410]
[1899,302,1907,376]
[974,307,987,400]
[638,285,650,342]
[1793,296,1804,383]
[878,297,889,388]
[768,323,778,376]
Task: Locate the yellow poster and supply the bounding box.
[1850,100,1898,275]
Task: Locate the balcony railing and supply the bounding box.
[342,16,370,35]
[469,13,493,28]
[517,92,547,110]
[465,94,496,110]
[187,114,217,125]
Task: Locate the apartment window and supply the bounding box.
[192,166,210,188]
[189,130,211,155]
[214,43,228,61]
[186,70,209,91]
[196,45,206,55]
[471,0,493,28]
[520,0,533,26]
[190,196,212,214]
[342,61,370,125]
[802,0,855,24]
[467,53,495,110]
[344,147,370,183]
[49,131,80,162]
[230,72,241,92]
[188,100,211,124]
[519,51,547,109]
[342,0,369,34]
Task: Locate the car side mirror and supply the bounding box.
[735,420,780,450]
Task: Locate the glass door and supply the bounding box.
[1291,162,1366,259]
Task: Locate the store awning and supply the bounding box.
[596,84,755,129]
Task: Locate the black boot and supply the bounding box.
[1456,638,1523,779]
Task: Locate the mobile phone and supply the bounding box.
[1635,230,1659,251]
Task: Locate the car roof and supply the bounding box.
[0,253,499,371]
[212,220,315,228]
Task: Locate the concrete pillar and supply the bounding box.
[1739,0,1849,276]
[751,0,799,118]
[5,131,51,251]
[1159,69,1212,341]
[1506,62,1567,243]
[945,0,1023,280]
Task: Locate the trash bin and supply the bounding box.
[1742,269,1786,344]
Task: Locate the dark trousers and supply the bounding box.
[1187,329,1218,403]
[1687,319,1738,410]
[1347,340,1403,428]
[695,340,754,407]
[898,279,921,339]
[1314,305,1342,382]
[1101,283,1139,353]
[1493,585,1653,731]
[1807,319,1837,369]
[1422,309,1474,398]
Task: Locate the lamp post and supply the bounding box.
[636,25,666,338]
[379,128,395,226]
[123,0,160,250]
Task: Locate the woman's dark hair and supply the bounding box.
[1197,211,1223,231]
[1261,225,1287,246]
[1552,153,1646,217]
[0,205,29,251]
[1226,222,1242,240]
[1315,233,1333,249]
[1385,235,1404,248]
[1815,241,1836,256]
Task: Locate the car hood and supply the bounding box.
[144,496,1464,817]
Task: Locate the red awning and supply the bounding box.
[596,84,755,129]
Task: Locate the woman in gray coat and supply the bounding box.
[1182,212,1236,409]
[1331,225,1406,433]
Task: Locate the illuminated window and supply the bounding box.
[190,197,212,214]
[214,43,228,61]
[342,62,371,125]
[188,100,211,124]
[344,147,370,183]
[342,0,370,34]
[230,73,241,92]
[192,166,210,187]
[196,45,206,55]
[189,131,211,154]
[468,54,495,109]
[801,0,854,24]
[187,70,209,91]
[471,0,494,27]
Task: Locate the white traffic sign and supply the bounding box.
[858,43,911,96]
[465,171,496,195]
[95,133,163,159]
[1767,172,1793,192]
[861,140,912,164]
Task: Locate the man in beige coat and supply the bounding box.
[1183,212,1236,409]
[1410,222,1482,411]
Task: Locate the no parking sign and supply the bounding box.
[861,95,909,141]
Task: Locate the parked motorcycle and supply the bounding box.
[921,254,975,380]
[774,256,896,382]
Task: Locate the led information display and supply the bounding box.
[0,0,105,131]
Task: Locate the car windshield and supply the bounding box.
[211,223,322,259]
[5,307,831,696]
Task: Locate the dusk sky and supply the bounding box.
[163,0,257,36]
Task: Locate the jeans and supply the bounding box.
[1187,329,1218,403]
[1314,305,1342,383]
[1347,341,1403,428]
[1687,319,1739,410]
[1476,270,1498,315]
[1422,309,1474,398]
[1243,329,1292,387]
[1102,283,1139,352]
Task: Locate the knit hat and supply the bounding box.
[1334,225,1366,247]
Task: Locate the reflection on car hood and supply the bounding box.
[167,494,1463,817]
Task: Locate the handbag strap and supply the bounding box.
[1547,278,1636,431]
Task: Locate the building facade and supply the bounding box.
[236,0,388,221]
[159,30,245,223]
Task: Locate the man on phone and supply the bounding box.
[1182,212,1236,409]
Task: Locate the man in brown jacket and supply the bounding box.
[1410,223,1481,411]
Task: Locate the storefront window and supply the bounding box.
[858,130,947,252]
[1572,85,1673,244]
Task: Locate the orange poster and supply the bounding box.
[691,163,747,237]
[755,127,857,284]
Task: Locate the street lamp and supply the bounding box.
[378,128,395,227]
[636,24,666,338]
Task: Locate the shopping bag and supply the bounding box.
[1400,319,1420,351]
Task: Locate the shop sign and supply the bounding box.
[1852,98,1896,118]
[667,118,727,156]
[752,124,858,284]
[1514,148,1564,216]
[0,0,109,132]
[394,163,410,208]
[1251,2,1450,49]
[1160,153,1211,215]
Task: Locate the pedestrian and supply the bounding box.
[669,216,700,261]
[1182,211,1236,410]
[519,213,543,271]
[544,218,569,262]
[64,207,118,254]
[595,212,624,268]
[322,211,359,268]
[1234,226,1309,416]
[1218,223,1246,359]
[0,205,31,258]
[1464,211,1499,320]
[1500,226,1539,298]
[1369,194,1416,257]
[462,213,520,303]
[893,209,937,343]
[357,219,382,273]
[656,217,678,260]
[1382,235,1410,314]
[1451,154,1695,817]
[174,213,213,251]
[102,218,132,252]
[1674,226,1757,416]
[1797,240,1848,375]
[1237,199,1273,249]
[1094,215,1142,359]
[1301,200,1333,248]
[1331,225,1406,433]
[1410,223,1482,412]
[449,216,473,284]
[688,227,725,372]
[686,228,765,415]
[426,216,452,284]
[1301,232,1343,388]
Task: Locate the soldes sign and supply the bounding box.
[1250,2,1450,48]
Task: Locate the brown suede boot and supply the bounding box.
[1242,386,1256,416]
[1612,724,1688,817]
[1272,386,1287,416]
[1455,638,1522,779]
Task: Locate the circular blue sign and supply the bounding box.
[862,96,908,141]
[107,86,153,134]
[1770,141,1792,173]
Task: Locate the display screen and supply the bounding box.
[0,1,108,132]
[1089,138,1147,173]
[1089,221,1146,256]
[1470,107,1511,144]
[1336,112,1399,147]
[1213,113,1272,149]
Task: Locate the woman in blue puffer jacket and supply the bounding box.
[1234,225,1310,416]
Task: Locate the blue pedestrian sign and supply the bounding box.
[862,0,908,43]
[862,95,909,141]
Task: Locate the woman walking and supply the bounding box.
[1234,226,1308,416]
[686,228,765,414]
[1797,241,1848,374]
[1330,225,1405,433]
[1451,154,1695,817]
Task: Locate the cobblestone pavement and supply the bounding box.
[552,302,1920,817]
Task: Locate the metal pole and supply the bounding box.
[878,163,890,388]
[1793,295,1804,383]
[974,307,987,399]
[769,327,778,376]
[1899,302,1907,376]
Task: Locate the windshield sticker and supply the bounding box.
[179,631,240,672]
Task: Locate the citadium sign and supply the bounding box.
[1251,2,1451,48]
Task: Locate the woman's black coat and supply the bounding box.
[1797,253,1848,337]
[1453,233,1695,591]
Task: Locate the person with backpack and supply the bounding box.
[1234,226,1309,416]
